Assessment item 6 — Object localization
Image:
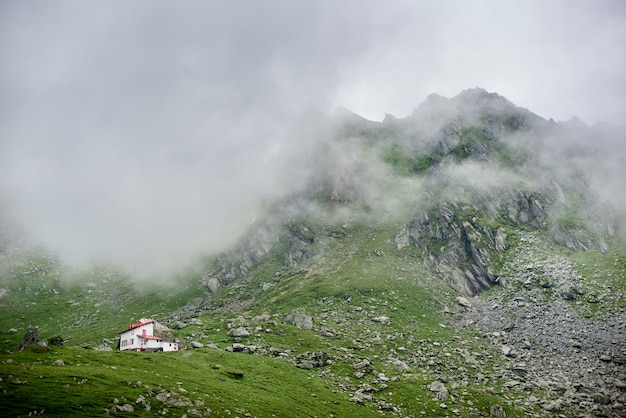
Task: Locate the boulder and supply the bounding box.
[227,327,251,338]
[95,343,112,351]
[48,336,64,347]
[295,351,329,369]
[171,321,187,330]
[205,278,221,293]
[490,404,506,418]
[285,313,313,330]
[429,381,449,401]
[13,325,38,352]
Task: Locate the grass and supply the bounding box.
[0,345,374,417]
[569,234,626,316]
[0,249,206,352]
[2,109,624,417]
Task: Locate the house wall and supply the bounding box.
[162,341,179,352]
[138,337,162,352]
[119,321,179,352]
[119,323,155,351]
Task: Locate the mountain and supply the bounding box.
[1,88,625,417]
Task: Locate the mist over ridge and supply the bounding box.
[1,86,625,281]
[3,5,626,416]
[2,1,626,280]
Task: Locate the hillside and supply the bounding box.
[1,88,625,417]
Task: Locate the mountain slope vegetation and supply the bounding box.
[1,88,625,417]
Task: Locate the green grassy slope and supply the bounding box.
[1,91,624,417]
[0,248,205,351]
[0,220,535,417]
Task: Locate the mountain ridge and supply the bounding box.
[199,87,619,298]
[1,88,625,417]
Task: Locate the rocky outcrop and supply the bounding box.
[285,313,313,330]
[199,201,318,293]
[13,325,39,352]
[200,219,281,292]
[397,185,549,295]
[153,321,174,340]
[460,232,626,417]
[283,224,315,267]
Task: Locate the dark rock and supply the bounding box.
[295,351,329,369]
[13,325,38,352]
[95,343,112,351]
[284,224,315,267]
[593,392,611,405]
[490,404,506,417]
[48,336,63,347]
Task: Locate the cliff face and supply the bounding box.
[200,88,619,296]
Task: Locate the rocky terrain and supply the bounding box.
[1,88,625,417]
[461,231,626,416]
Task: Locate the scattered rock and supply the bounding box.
[372,316,391,324]
[95,343,112,351]
[205,278,221,293]
[227,343,255,354]
[47,336,63,347]
[227,327,250,338]
[52,359,65,366]
[429,381,449,401]
[285,313,313,330]
[351,359,371,370]
[456,297,472,308]
[13,325,38,352]
[318,328,335,337]
[390,359,410,372]
[295,351,329,369]
[116,404,134,412]
[490,404,506,418]
[542,400,562,412]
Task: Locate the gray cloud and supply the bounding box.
[1,0,624,274]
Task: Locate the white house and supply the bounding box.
[119,318,180,352]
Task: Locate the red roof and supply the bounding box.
[119,318,155,333]
[137,335,162,341]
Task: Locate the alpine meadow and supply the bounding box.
[1,88,625,417]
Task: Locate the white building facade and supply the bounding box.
[119,318,179,352]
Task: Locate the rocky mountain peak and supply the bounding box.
[199,89,619,299]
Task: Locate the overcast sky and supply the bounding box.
[1,0,625,274]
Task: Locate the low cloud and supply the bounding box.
[1,1,624,277]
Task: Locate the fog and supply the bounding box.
[1,1,625,275]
